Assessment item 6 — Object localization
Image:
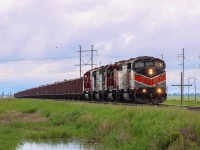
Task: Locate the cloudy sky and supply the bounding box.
[1,0,200,95]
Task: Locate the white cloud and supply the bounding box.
[0,0,32,15]
[121,33,136,45]
[1,0,200,93]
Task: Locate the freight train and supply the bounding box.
[14,56,167,104]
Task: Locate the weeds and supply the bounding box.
[67,110,81,122]
[165,95,200,106]
[22,108,37,114]
[0,98,199,150]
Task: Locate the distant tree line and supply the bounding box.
[168,93,200,96]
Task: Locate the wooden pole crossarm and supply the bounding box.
[171,85,192,86]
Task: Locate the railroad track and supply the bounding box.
[52,99,200,111]
[159,103,200,111]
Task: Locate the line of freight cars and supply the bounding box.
[14,56,167,104]
[14,77,83,100]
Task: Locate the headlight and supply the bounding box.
[157,88,162,93]
[149,69,153,75]
[142,89,146,93]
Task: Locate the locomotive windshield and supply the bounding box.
[146,61,153,67]
[134,61,164,69]
[135,61,144,68]
[154,61,164,68]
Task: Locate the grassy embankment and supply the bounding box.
[0,98,200,150]
[165,95,200,106]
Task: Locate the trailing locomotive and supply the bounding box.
[14,56,167,104]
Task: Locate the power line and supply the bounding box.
[0,53,105,63]
[0,70,88,75]
[184,58,199,68]
[0,54,137,63]
[0,56,80,62]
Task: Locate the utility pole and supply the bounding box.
[79,46,81,77]
[171,72,192,105]
[193,77,198,101]
[178,48,185,98]
[181,72,183,105]
[186,77,190,101]
[194,77,197,101]
[76,45,97,77]
[188,77,198,101]
[91,45,94,70]
[186,77,193,101]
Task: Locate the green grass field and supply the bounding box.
[0,98,200,150]
[165,95,200,106]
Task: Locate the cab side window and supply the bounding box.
[117,64,122,71]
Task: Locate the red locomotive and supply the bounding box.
[14,56,167,104]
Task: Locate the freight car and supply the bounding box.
[14,56,167,104]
